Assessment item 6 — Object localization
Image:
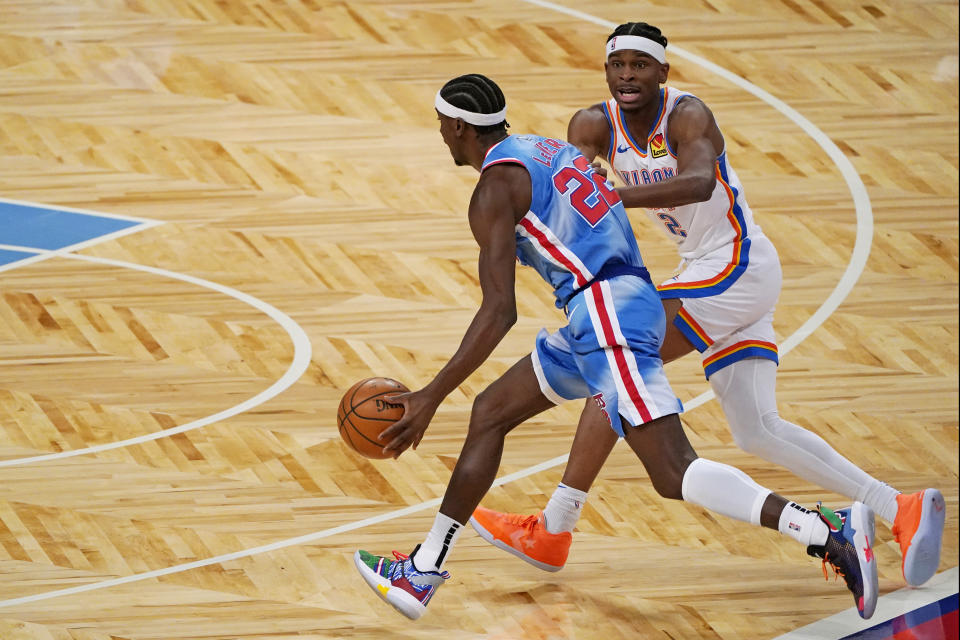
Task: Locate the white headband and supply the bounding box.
[435,91,507,126]
[605,35,666,64]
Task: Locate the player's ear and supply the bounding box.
[659,62,670,84]
[454,117,466,137]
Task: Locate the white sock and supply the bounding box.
[711,359,903,524]
[542,483,588,534]
[860,481,900,524]
[681,459,830,549]
[413,512,463,572]
[681,458,770,526]
[778,502,829,547]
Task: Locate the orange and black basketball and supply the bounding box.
[337,377,409,459]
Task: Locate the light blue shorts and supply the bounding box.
[532,275,683,437]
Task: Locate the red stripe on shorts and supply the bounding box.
[589,282,653,423]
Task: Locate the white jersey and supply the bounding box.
[603,88,782,378]
[602,88,762,263]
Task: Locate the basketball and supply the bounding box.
[337,377,409,459]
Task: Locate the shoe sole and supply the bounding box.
[848,502,878,620]
[353,551,425,620]
[902,489,946,587]
[468,515,564,572]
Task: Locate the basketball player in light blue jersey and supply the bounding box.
[353,74,878,621]
[471,21,945,597]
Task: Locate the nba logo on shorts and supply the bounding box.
[593,393,611,425]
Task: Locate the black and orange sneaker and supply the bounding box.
[807,502,878,619]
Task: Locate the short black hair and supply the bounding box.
[439,73,509,136]
[606,22,668,48]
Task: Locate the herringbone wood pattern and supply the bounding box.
[0,0,956,638]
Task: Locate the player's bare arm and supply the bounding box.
[616,97,724,209]
[380,164,530,456]
[567,105,610,161]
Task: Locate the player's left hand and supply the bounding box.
[590,161,608,179]
[378,388,441,458]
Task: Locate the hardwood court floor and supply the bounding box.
[0,0,957,638]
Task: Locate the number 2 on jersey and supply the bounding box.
[553,156,621,227]
[657,212,688,238]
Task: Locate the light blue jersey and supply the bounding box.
[481,135,646,309]
[481,134,682,434]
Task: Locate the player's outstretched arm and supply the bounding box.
[567,105,610,162]
[616,97,724,209]
[380,164,529,457]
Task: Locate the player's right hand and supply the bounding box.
[378,388,441,458]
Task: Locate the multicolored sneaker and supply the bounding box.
[892,488,945,586]
[353,546,449,620]
[469,507,571,572]
[807,502,878,619]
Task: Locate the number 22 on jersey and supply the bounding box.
[553,156,620,227]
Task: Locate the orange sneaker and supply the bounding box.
[469,507,571,572]
[892,488,945,586]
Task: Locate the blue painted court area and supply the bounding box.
[0,200,144,267]
[841,592,958,639]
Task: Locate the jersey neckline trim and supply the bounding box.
[608,88,668,157]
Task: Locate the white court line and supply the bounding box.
[0,221,164,275]
[0,247,313,467]
[0,1,882,615]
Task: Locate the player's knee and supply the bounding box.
[651,475,684,500]
[730,410,787,457]
[650,470,685,500]
[467,388,512,437]
[730,425,761,454]
[728,411,771,455]
[648,455,695,500]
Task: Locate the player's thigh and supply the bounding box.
[469,354,556,435]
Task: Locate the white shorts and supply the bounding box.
[657,234,782,379]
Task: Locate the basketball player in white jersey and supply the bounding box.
[470,22,945,589]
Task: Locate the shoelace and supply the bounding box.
[820,551,857,595]
[388,550,451,579]
[384,550,408,581]
[510,513,540,531]
[504,512,541,531]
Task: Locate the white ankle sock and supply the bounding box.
[859,480,900,524]
[413,512,463,572]
[778,502,829,547]
[542,483,588,534]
